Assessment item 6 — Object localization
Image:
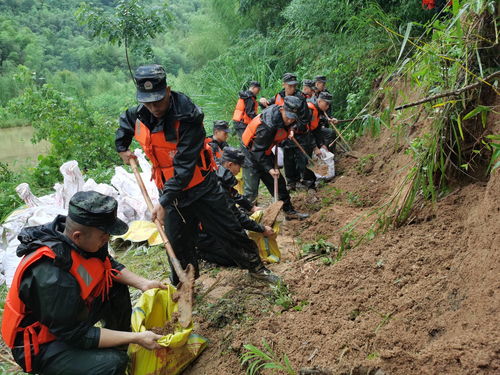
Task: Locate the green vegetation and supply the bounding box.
[0,0,438,221]
[241,339,296,375]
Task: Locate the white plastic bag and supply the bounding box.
[314,149,335,181]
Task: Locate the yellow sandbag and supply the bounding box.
[128,287,207,375]
[115,221,163,246]
[248,210,281,263]
[235,169,244,194]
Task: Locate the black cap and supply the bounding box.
[213,120,230,133]
[302,79,316,89]
[282,73,298,85]
[314,75,327,83]
[221,146,250,167]
[283,96,302,120]
[68,191,128,236]
[134,64,167,103]
[318,91,333,103]
[249,81,261,88]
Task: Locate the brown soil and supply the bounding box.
[151,322,175,336]
[184,95,500,374]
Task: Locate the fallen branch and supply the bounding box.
[395,71,500,110]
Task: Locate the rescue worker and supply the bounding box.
[197,147,275,266]
[232,81,261,139]
[2,191,165,375]
[312,76,338,152]
[313,75,330,97]
[206,120,230,162]
[241,96,309,220]
[302,79,316,99]
[115,64,278,284]
[259,73,305,108]
[308,91,333,156]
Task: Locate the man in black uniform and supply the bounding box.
[313,75,338,151]
[241,96,309,220]
[302,79,316,99]
[115,65,277,284]
[206,120,230,163]
[197,147,275,266]
[232,81,261,139]
[2,191,165,375]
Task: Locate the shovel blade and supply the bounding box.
[173,263,195,328]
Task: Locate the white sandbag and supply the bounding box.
[275,147,284,168]
[3,240,20,287]
[15,183,42,208]
[58,161,85,209]
[314,149,335,181]
[83,178,119,198]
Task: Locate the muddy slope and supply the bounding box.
[186,98,500,374]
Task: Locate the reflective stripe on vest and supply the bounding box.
[241,115,289,156]
[232,97,258,125]
[1,246,119,372]
[134,120,216,190]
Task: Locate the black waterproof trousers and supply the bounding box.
[283,135,316,189]
[164,173,262,284]
[14,283,132,375]
[243,161,293,212]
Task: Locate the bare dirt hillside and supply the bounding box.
[185,96,500,375]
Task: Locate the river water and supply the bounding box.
[0,126,49,171]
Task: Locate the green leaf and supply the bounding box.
[462,105,491,121]
[397,22,413,63]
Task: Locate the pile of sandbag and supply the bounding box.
[0,149,157,286]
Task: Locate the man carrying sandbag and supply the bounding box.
[115,64,278,284]
[2,191,165,375]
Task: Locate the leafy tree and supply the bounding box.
[76,0,172,78]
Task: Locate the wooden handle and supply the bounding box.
[129,158,188,282]
[324,113,351,150]
[290,137,315,165]
[273,146,278,203]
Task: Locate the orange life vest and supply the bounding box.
[274,93,284,106]
[232,96,258,125]
[134,120,216,190]
[307,102,320,131]
[242,115,289,156]
[1,246,120,373]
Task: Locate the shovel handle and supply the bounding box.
[273,146,279,203]
[129,158,188,282]
[290,137,315,166]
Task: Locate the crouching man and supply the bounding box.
[2,191,165,375]
[197,147,276,266]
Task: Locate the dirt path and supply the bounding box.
[184,112,500,374]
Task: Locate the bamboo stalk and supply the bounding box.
[395,71,499,110]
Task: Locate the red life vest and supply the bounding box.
[242,115,289,156]
[422,0,452,9]
[232,97,258,125]
[134,120,216,190]
[1,246,120,373]
[307,102,320,131]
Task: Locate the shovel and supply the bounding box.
[261,146,284,227]
[129,158,195,328]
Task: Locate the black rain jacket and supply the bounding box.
[116,91,213,207]
[215,166,264,233]
[12,215,125,369]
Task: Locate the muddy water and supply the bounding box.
[0,126,49,170]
